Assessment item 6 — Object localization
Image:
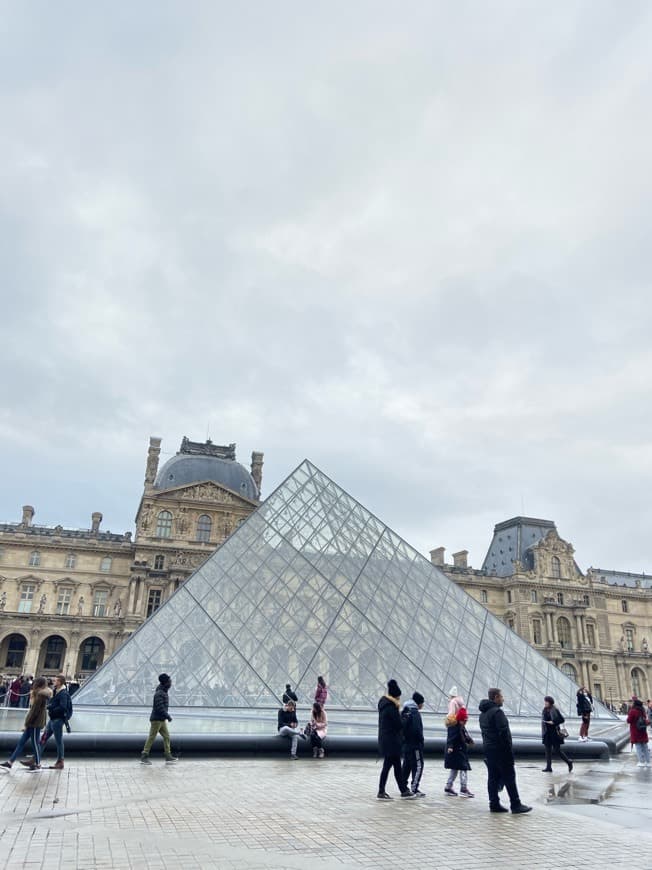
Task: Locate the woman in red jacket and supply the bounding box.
[627,698,650,767]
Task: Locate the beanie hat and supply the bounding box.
[448,686,458,697]
[387,679,401,698]
[412,691,425,706]
[158,673,171,685]
[456,706,468,722]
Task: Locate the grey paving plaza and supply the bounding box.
[0,753,648,869]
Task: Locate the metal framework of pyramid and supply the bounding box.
[75,460,614,717]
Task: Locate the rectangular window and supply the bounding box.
[532,619,542,645]
[531,589,538,604]
[593,683,602,700]
[18,584,35,613]
[583,594,590,606]
[480,589,488,603]
[147,589,162,617]
[622,599,629,613]
[93,590,109,617]
[626,629,635,652]
[506,590,512,604]
[557,592,564,605]
[56,588,72,616]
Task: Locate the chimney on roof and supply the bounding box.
[91,512,103,533]
[452,550,469,569]
[251,451,264,496]
[21,505,34,527]
[430,547,445,566]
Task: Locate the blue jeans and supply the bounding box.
[43,719,65,760]
[9,727,41,765]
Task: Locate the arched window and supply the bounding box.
[557,617,572,649]
[29,551,40,567]
[100,556,112,573]
[154,554,165,570]
[632,667,646,700]
[551,556,561,578]
[4,634,27,668]
[156,511,173,538]
[561,663,577,681]
[196,514,212,542]
[43,635,66,670]
[80,636,105,671]
[65,553,77,569]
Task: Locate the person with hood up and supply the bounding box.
[401,691,426,796]
[444,706,474,796]
[377,679,416,800]
[447,686,465,718]
[140,674,178,765]
[0,676,52,771]
[576,687,593,741]
[478,688,531,814]
[541,696,572,773]
[627,698,650,767]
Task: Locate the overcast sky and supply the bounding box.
[1,2,651,574]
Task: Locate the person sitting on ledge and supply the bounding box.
[277,700,306,759]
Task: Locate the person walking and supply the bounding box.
[627,698,650,767]
[377,679,416,800]
[277,699,306,758]
[41,674,73,770]
[401,691,426,796]
[444,706,474,797]
[314,676,328,707]
[140,674,178,765]
[478,688,532,814]
[576,687,594,742]
[309,701,328,758]
[0,676,52,771]
[541,696,572,773]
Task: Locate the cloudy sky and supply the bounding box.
[1,2,651,573]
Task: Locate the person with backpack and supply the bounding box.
[41,674,73,770]
[627,698,650,767]
[401,691,426,797]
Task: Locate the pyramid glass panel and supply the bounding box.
[74,459,616,718]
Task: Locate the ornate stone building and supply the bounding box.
[435,516,652,709]
[0,437,263,681]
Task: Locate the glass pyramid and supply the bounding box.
[75,460,614,717]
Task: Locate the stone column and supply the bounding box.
[574,613,585,646]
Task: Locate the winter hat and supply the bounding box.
[448,686,458,697]
[387,679,401,698]
[456,706,468,722]
[412,691,425,706]
[158,673,171,686]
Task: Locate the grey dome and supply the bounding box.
[154,454,259,501]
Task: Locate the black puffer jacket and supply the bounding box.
[478,698,513,761]
[150,684,171,722]
[378,695,403,755]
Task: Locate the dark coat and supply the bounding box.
[444,722,472,771]
[576,692,593,716]
[277,708,298,730]
[627,705,649,744]
[150,684,171,722]
[378,695,403,756]
[479,698,514,762]
[541,705,565,747]
[401,701,424,750]
[48,686,73,722]
[24,687,53,730]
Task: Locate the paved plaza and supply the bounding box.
[0,751,648,869]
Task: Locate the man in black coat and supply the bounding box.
[377,679,416,800]
[140,674,178,765]
[478,687,531,814]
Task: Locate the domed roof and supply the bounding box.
[154,441,259,501]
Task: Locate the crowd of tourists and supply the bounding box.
[0,675,81,707]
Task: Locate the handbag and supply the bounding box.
[556,726,568,741]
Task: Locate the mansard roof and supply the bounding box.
[482,516,556,577]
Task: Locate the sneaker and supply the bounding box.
[0,761,12,770]
[318,749,325,758]
[460,788,475,798]
[400,790,417,799]
[444,786,457,796]
[140,755,152,765]
[377,791,392,800]
[290,754,298,760]
[412,790,426,798]
[164,756,178,763]
[490,804,509,813]
[637,762,646,768]
[511,804,533,814]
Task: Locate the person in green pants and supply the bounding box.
[140,674,178,764]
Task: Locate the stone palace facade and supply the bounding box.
[436,516,652,710]
[0,437,262,680]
